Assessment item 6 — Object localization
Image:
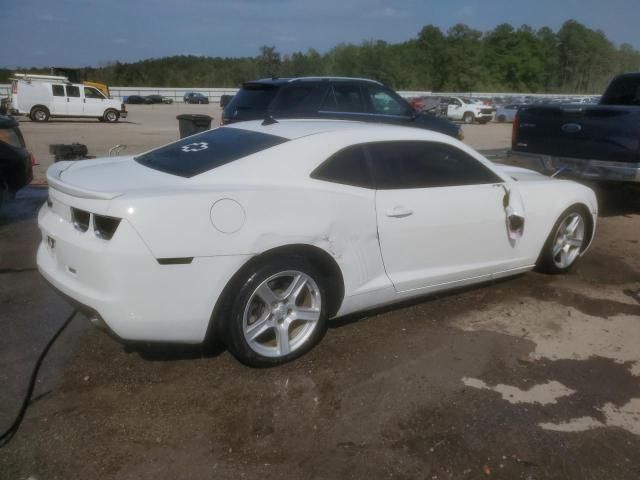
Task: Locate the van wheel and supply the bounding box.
[30,106,50,122]
[463,112,475,124]
[103,110,119,123]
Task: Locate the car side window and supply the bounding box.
[272,85,317,113]
[52,85,65,96]
[310,145,373,189]
[366,87,408,116]
[84,87,104,99]
[366,141,502,190]
[66,86,80,97]
[320,85,365,113]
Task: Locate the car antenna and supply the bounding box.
[262,113,278,126]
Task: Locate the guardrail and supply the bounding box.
[0,83,599,104]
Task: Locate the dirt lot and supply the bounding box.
[1,110,639,479]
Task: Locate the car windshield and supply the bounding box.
[460,98,473,104]
[225,84,279,114]
[135,127,289,178]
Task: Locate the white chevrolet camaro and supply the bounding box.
[38,119,597,366]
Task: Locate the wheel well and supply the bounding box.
[205,244,345,343]
[30,105,49,115]
[104,108,118,115]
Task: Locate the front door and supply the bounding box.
[447,98,464,120]
[83,86,106,116]
[368,140,517,292]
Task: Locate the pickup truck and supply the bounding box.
[511,73,640,182]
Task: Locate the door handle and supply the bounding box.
[385,206,414,218]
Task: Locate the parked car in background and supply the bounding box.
[184,92,209,104]
[495,104,522,123]
[125,95,146,104]
[38,119,597,365]
[512,72,640,183]
[162,96,173,104]
[0,115,34,209]
[8,73,126,123]
[144,95,164,104]
[223,77,463,139]
[445,96,494,124]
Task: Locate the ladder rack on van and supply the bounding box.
[10,73,70,84]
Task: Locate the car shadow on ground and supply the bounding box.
[123,340,226,361]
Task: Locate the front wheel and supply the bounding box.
[462,112,475,124]
[537,207,589,273]
[103,110,120,123]
[224,256,328,367]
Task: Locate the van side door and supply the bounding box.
[65,85,83,116]
[50,84,67,115]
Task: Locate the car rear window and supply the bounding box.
[224,84,280,116]
[0,128,25,149]
[135,127,289,178]
[600,76,640,106]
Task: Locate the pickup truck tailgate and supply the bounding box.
[513,105,640,163]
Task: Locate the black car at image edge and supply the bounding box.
[0,115,34,209]
[222,77,463,139]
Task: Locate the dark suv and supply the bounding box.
[0,115,33,209]
[222,77,463,139]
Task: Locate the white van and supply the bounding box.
[9,74,127,123]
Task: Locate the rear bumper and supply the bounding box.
[509,151,640,183]
[37,197,249,344]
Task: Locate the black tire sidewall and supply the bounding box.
[224,256,328,367]
[463,112,474,124]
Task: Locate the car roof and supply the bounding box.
[224,118,445,141]
[243,76,384,87]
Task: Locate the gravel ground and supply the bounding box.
[0,110,639,479]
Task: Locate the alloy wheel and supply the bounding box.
[551,212,585,269]
[242,270,322,358]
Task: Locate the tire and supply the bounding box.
[30,106,49,122]
[223,256,328,367]
[478,118,490,125]
[98,117,105,122]
[103,110,119,123]
[463,112,475,124]
[497,115,507,123]
[536,206,590,274]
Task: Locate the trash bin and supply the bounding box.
[176,114,213,139]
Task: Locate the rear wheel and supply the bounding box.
[463,112,475,124]
[30,106,49,122]
[537,206,589,273]
[224,256,328,367]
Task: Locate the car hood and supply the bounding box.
[48,156,185,200]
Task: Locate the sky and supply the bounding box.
[1,0,639,68]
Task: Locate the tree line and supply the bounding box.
[2,20,639,94]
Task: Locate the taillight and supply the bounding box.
[511,113,520,148]
[93,215,121,240]
[11,81,17,94]
[71,208,90,232]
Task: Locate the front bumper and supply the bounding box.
[37,195,249,343]
[509,151,640,183]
